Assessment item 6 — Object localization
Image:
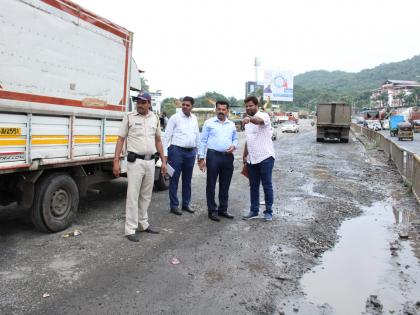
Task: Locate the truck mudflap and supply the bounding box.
[316,126,350,143]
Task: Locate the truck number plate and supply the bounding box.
[0,128,21,136]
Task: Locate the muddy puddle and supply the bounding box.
[301,200,420,314]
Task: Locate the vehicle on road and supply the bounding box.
[397,122,414,141]
[0,0,168,233]
[408,107,420,133]
[366,120,382,131]
[389,115,405,137]
[281,121,299,133]
[316,102,351,142]
[412,120,420,133]
[381,120,389,130]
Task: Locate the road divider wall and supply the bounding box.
[351,123,420,204]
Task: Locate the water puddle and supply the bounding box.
[301,181,326,198]
[301,200,420,314]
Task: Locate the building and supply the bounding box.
[371,80,420,108]
[245,81,263,98]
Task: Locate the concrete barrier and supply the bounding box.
[413,155,420,203]
[351,123,419,204]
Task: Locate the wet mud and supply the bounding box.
[0,120,419,314]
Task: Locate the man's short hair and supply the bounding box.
[244,95,259,106]
[216,100,230,109]
[183,96,194,105]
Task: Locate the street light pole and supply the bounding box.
[254,57,260,95]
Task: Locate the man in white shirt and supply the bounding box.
[163,96,200,215]
[242,96,275,221]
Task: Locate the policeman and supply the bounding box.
[113,93,167,242]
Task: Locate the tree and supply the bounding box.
[404,93,415,106]
[140,76,149,92]
[395,92,405,107]
[194,91,229,108]
[379,92,388,107]
[411,87,420,106]
[161,98,178,117]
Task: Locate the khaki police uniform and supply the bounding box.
[118,111,161,235]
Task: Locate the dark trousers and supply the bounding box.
[168,145,196,209]
[248,157,274,215]
[206,150,234,215]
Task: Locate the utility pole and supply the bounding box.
[254,57,260,95]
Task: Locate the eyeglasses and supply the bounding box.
[136,100,148,104]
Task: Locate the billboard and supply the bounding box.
[263,70,294,102]
[245,81,264,97]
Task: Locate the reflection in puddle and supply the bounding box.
[302,181,326,198]
[301,201,420,314]
[392,206,414,224]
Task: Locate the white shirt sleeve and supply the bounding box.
[258,112,271,127]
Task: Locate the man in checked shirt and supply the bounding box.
[242,96,275,221]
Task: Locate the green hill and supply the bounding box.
[288,54,420,110]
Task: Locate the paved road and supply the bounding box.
[1,120,419,314]
[378,129,420,155]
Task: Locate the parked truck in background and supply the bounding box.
[389,115,405,137]
[408,107,420,133]
[0,0,168,233]
[316,103,351,142]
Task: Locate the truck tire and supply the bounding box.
[340,138,349,143]
[31,173,79,232]
[155,172,170,191]
[316,138,324,142]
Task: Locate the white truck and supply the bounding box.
[0,0,168,232]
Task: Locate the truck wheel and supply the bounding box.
[155,172,170,191]
[31,173,79,232]
[340,138,349,143]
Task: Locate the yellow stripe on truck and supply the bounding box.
[0,135,113,146]
[31,135,68,145]
[32,139,69,145]
[0,139,26,146]
[105,135,118,143]
[74,135,100,144]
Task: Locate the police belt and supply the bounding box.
[128,151,156,161]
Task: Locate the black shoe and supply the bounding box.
[137,227,160,234]
[208,214,220,222]
[218,212,234,219]
[182,205,195,213]
[170,208,182,215]
[126,234,139,242]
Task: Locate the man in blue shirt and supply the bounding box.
[198,100,238,221]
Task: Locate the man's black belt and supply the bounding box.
[172,145,195,151]
[207,149,232,156]
[127,151,156,161]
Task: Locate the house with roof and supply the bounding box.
[371,80,420,107]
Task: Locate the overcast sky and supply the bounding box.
[81,0,420,99]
